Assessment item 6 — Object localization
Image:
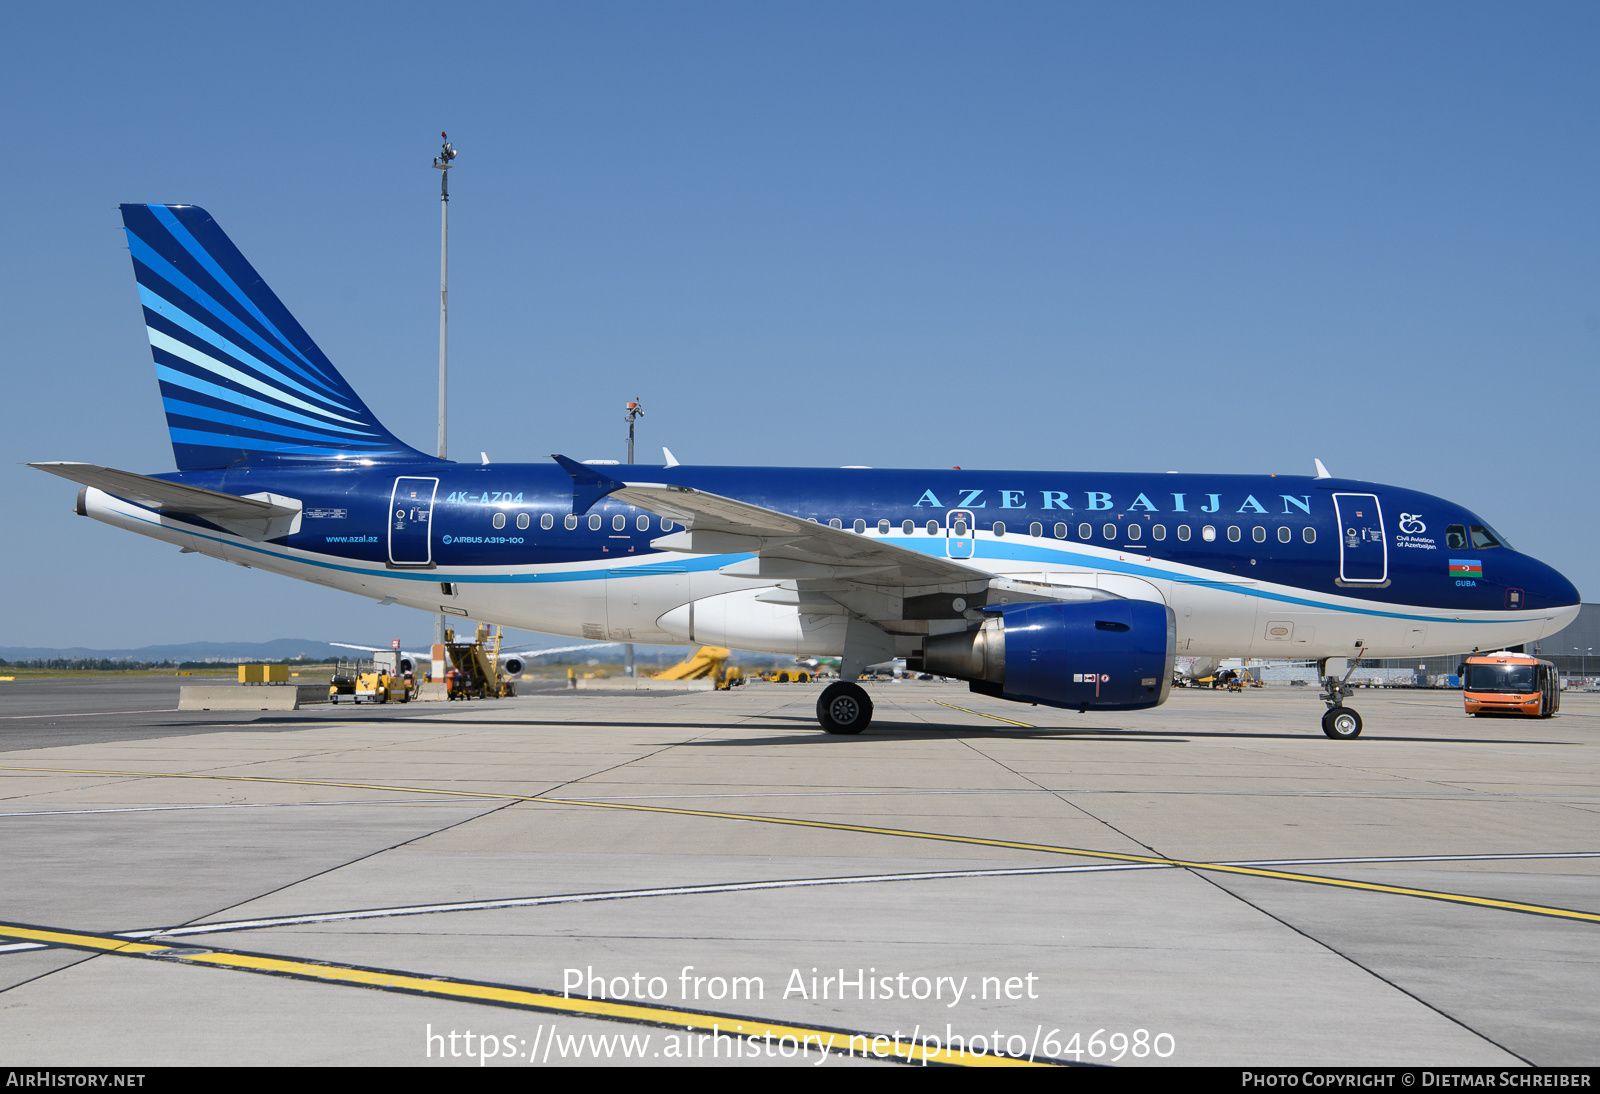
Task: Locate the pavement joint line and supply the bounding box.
[0,798,489,818]
[1,849,1594,960]
[5,763,1599,926]
[0,919,1057,1068]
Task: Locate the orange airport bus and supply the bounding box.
[1461,652,1561,718]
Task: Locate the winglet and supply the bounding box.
[551,454,626,515]
[662,446,680,469]
[1313,458,1332,480]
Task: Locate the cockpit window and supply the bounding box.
[1470,525,1505,550]
[1445,525,1467,550]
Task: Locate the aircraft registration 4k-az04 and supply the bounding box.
[33,204,1582,738]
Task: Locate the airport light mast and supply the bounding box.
[432,133,456,651]
[623,398,644,676]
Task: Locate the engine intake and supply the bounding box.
[919,599,1175,711]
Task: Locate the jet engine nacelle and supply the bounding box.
[500,655,525,677]
[917,599,1176,712]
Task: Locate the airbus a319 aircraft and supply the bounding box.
[34,205,1581,738]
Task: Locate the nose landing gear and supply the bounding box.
[1319,656,1363,739]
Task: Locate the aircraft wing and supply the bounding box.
[31,462,299,536]
[612,480,993,592]
[551,456,990,598]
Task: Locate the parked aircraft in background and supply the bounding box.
[32,205,1582,738]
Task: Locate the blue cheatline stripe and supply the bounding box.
[147,206,336,388]
[127,230,337,399]
[162,398,388,447]
[139,286,355,415]
[114,505,1534,630]
[149,333,371,428]
[154,365,377,438]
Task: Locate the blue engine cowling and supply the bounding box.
[918,599,1176,712]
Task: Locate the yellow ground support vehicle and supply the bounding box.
[653,646,744,690]
[440,625,516,700]
[329,657,412,704]
[762,668,813,683]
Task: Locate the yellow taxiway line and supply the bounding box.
[0,920,1052,1067]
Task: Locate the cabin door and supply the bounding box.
[389,476,439,567]
[1332,493,1386,585]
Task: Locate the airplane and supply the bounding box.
[329,640,615,678]
[32,204,1582,739]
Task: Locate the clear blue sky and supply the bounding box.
[5,2,1597,649]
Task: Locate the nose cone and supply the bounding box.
[1520,552,1581,615]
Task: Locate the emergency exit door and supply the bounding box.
[389,477,439,567]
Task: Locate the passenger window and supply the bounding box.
[492,512,506,530]
[1177,525,1191,542]
[1054,522,1068,539]
[1079,523,1092,539]
[613,514,626,531]
[1102,523,1116,540]
[926,520,939,535]
[992,521,1006,537]
[902,519,914,535]
[1277,526,1290,544]
[853,518,866,534]
[1030,522,1043,537]
[517,513,530,530]
[878,519,890,535]
[1302,526,1315,544]
[829,518,843,529]
[661,518,674,531]
[953,520,968,536]
[1127,524,1141,541]
[637,515,650,531]
[1227,526,1241,543]
[588,514,602,531]
[565,514,578,530]
[1445,524,1468,550]
[541,513,554,530]
[1152,524,1166,541]
[1202,525,1216,542]
[1253,526,1266,543]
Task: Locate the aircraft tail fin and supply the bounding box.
[119,204,431,471]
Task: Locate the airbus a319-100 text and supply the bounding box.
[33,205,1582,737]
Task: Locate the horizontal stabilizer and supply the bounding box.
[551,454,627,515]
[32,462,301,539]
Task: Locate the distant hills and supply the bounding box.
[0,639,354,663]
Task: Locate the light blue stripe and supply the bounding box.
[150,331,370,427]
[155,365,377,438]
[127,229,339,399]
[146,206,338,390]
[140,286,356,413]
[162,398,388,446]
[167,427,384,456]
[129,514,1517,627]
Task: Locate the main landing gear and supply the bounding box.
[817,681,873,735]
[1319,657,1363,739]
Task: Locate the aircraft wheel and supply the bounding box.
[1321,707,1363,739]
[817,682,873,735]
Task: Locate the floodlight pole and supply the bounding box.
[432,133,457,651]
[623,399,645,675]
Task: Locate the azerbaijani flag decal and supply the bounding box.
[1449,559,1483,577]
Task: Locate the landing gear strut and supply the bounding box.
[1319,658,1363,739]
[817,681,873,735]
